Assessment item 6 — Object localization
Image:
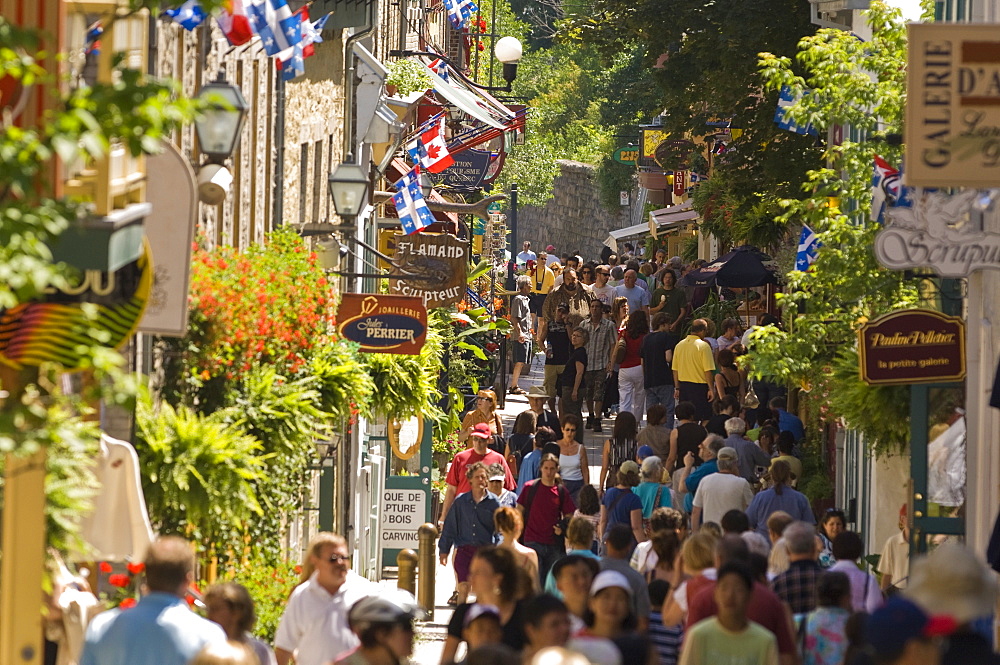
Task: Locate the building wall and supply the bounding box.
[517,160,629,260]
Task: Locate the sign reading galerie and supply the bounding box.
[337,294,427,355]
[857,309,966,385]
[906,23,1000,187]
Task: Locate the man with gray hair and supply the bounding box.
[678,433,726,513]
[724,417,772,484]
[691,447,753,530]
[509,275,533,395]
[770,521,823,615]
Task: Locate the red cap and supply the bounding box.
[470,423,492,439]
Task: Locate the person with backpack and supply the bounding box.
[517,453,577,584]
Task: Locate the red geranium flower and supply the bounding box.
[119,597,137,609]
[108,574,130,588]
[98,562,112,573]
[126,562,145,575]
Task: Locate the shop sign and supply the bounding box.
[906,23,1000,187]
[640,128,669,167]
[380,488,427,549]
[432,148,492,191]
[857,309,966,385]
[0,242,152,370]
[673,170,687,197]
[875,188,1000,277]
[613,147,638,165]
[337,294,427,355]
[390,232,469,307]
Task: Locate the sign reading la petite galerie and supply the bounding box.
[337,294,427,355]
[857,309,966,385]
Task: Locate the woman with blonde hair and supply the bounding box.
[494,506,539,597]
[190,642,258,665]
[459,389,503,444]
[660,531,719,626]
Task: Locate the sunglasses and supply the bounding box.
[582,269,593,274]
[598,271,610,276]
[477,396,494,403]
[563,426,577,432]
[328,554,351,563]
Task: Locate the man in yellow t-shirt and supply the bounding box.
[530,252,556,330]
[672,318,716,423]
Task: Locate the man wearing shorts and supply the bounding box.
[510,275,533,395]
[542,304,571,411]
[672,318,716,422]
[582,298,616,433]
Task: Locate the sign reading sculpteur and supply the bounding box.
[390,232,468,307]
[337,294,427,355]
[906,23,1000,188]
[380,489,427,549]
[858,309,966,385]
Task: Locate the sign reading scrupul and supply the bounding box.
[858,309,966,385]
[906,23,1000,187]
[337,294,427,355]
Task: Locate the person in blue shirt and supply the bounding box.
[517,426,557,494]
[745,460,815,538]
[769,396,805,442]
[678,434,724,513]
[439,462,501,605]
[81,536,227,665]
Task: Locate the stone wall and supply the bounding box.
[517,160,630,261]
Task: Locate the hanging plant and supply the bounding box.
[385,59,433,97]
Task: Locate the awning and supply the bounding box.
[423,66,510,129]
[604,202,698,250]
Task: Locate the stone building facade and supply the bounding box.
[517,160,630,260]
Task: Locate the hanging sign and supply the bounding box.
[431,148,492,191]
[337,294,427,354]
[906,23,1000,187]
[390,232,469,307]
[613,147,639,165]
[673,170,687,197]
[858,309,966,385]
[380,488,427,549]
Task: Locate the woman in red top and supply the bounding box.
[617,313,649,426]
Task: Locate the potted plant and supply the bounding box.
[385,59,433,97]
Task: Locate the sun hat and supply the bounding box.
[865,596,956,657]
[716,446,738,461]
[488,470,505,482]
[527,386,548,398]
[637,445,655,461]
[463,603,501,628]
[590,570,632,598]
[618,460,639,476]
[470,423,493,439]
[905,543,999,624]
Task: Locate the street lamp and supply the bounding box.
[494,37,523,89]
[328,159,371,218]
[193,73,248,204]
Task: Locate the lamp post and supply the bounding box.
[328,159,371,220]
[193,73,248,204]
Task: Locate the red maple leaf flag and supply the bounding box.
[419,118,454,173]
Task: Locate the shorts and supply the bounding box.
[530,293,547,314]
[678,381,713,421]
[513,340,530,365]
[543,364,565,397]
[584,369,608,403]
[453,544,479,582]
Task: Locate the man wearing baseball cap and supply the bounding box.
[864,596,955,665]
[439,422,515,531]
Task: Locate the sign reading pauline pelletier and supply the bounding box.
[906,23,1000,188]
[337,294,427,355]
[858,309,966,386]
[390,232,469,308]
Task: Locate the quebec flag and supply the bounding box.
[444,0,478,30]
[774,86,818,137]
[393,166,436,235]
[163,0,206,30]
[247,0,302,57]
[795,224,820,272]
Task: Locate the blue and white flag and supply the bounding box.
[276,43,305,80]
[443,0,478,30]
[428,57,449,82]
[774,86,818,137]
[393,167,436,235]
[247,0,302,57]
[163,0,206,30]
[795,224,820,272]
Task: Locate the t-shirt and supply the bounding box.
[512,293,531,338]
[620,333,644,369]
[633,481,672,517]
[447,449,515,493]
[687,581,795,656]
[448,600,526,652]
[601,487,643,534]
[561,347,588,391]
[692,472,753,525]
[614,284,651,314]
[879,531,909,589]
[649,611,684,665]
[746,486,815,537]
[546,320,571,365]
[641,330,680,388]
[517,480,576,544]
[705,414,729,437]
[516,250,537,266]
[532,267,555,294]
[651,287,688,323]
[673,335,715,384]
[592,284,616,306]
[678,617,779,665]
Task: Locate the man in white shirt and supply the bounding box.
[590,265,615,306]
[275,533,377,665]
[692,447,753,529]
[517,241,537,267]
[553,256,581,288]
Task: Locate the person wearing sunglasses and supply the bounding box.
[274,533,378,665]
[590,266,615,307]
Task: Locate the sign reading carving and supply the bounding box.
[858,309,966,385]
[906,23,1000,187]
[337,294,427,355]
[390,232,469,307]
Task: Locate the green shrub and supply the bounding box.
[224,558,301,643]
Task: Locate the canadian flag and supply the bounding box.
[419,117,454,173]
[218,0,253,46]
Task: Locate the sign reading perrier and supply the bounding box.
[857,309,965,385]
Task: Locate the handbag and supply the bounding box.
[743,384,760,410]
[613,338,627,364]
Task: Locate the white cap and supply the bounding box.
[589,570,632,598]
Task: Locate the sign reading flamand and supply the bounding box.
[906,24,1000,187]
[857,309,966,385]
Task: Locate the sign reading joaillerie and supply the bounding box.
[337,294,427,355]
[858,309,966,385]
[906,23,1000,188]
